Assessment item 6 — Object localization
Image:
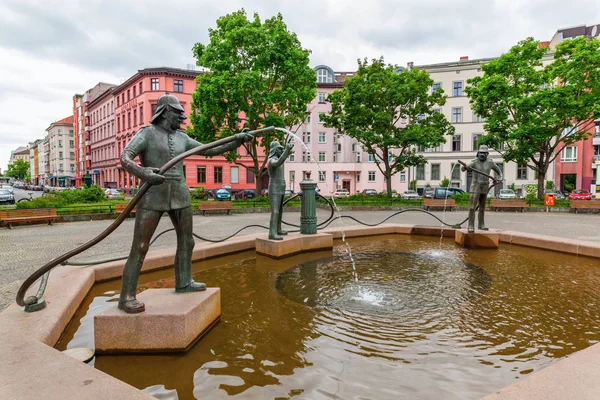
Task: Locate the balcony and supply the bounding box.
[593,155,600,168]
[593,134,600,146]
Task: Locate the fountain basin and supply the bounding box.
[2,225,600,399]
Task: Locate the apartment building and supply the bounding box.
[9,146,30,164]
[45,116,76,187]
[410,57,551,196]
[87,88,117,187]
[285,65,409,195]
[28,139,43,184]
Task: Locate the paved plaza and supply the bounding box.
[1,209,599,311]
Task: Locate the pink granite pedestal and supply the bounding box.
[94,288,220,353]
[455,229,499,249]
[255,232,333,259]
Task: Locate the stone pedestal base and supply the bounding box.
[455,229,499,249]
[256,232,333,259]
[94,288,220,353]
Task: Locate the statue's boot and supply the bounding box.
[269,210,283,240]
[278,230,288,235]
[118,298,145,313]
[468,211,475,233]
[176,281,207,292]
[478,208,488,230]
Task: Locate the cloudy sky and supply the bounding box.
[0,0,599,171]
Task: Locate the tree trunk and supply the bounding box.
[386,171,393,198]
[537,168,545,200]
[255,170,264,195]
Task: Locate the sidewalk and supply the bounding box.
[1,210,598,311]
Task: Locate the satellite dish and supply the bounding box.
[592,25,598,37]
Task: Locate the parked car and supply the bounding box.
[497,189,518,199]
[235,189,256,199]
[215,189,231,201]
[0,185,14,194]
[261,189,269,196]
[401,190,420,199]
[362,189,378,196]
[284,189,294,197]
[105,189,124,200]
[0,188,15,205]
[433,187,466,199]
[334,189,349,198]
[569,189,592,200]
[423,188,434,199]
[544,189,565,200]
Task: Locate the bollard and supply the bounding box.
[300,172,318,234]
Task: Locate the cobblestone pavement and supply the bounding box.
[1,209,599,311]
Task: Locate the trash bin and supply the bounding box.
[131,188,138,195]
[544,193,555,206]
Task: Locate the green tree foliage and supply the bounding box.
[324,57,455,197]
[409,180,417,191]
[440,176,450,187]
[189,9,316,193]
[6,159,29,180]
[465,37,600,199]
[545,180,554,190]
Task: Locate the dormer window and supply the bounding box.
[317,68,333,83]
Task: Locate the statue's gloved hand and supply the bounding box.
[286,142,294,151]
[142,167,166,185]
[235,129,255,143]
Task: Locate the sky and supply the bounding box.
[0,0,599,172]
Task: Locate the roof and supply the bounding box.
[46,115,74,132]
[87,87,115,109]
[113,67,202,94]
[414,57,497,70]
[12,146,29,155]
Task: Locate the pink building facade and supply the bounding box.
[113,67,261,192]
[285,65,409,195]
[554,120,600,195]
[88,88,117,187]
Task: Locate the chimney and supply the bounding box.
[407,61,414,70]
[538,41,550,49]
[460,56,469,61]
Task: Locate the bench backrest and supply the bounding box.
[0,208,57,219]
[490,199,526,206]
[198,201,233,209]
[571,200,600,208]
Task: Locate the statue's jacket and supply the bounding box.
[121,125,238,211]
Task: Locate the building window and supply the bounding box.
[416,165,425,180]
[289,152,295,162]
[58,129,62,136]
[128,112,131,129]
[318,113,326,123]
[306,115,311,124]
[133,110,137,126]
[517,164,528,180]
[562,146,578,162]
[473,134,482,150]
[451,163,461,180]
[127,89,131,101]
[431,164,440,180]
[59,151,63,160]
[452,135,461,151]
[151,103,158,117]
[174,80,183,93]
[117,116,120,132]
[303,132,311,143]
[356,172,361,182]
[230,166,239,184]
[594,145,600,156]
[356,153,361,162]
[400,170,406,182]
[116,97,120,107]
[58,140,62,147]
[139,81,143,94]
[368,154,375,162]
[140,106,144,125]
[368,171,376,182]
[69,129,74,136]
[121,93,125,105]
[196,166,206,183]
[473,113,484,123]
[133,86,136,98]
[246,168,255,184]
[452,107,462,123]
[151,78,159,91]
[317,68,332,83]
[318,132,326,143]
[318,152,326,162]
[289,170,295,183]
[69,140,74,148]
[432,82,442,93]
[318,171,326,182]
[214,166,222,183]
[318,92,327,103]
[453,81,463,96]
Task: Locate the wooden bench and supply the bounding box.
[114,203,136,215]
[491,199,527,212]
[423,199,456,211]
[198,201,233,215]
[0,208,58,229]
[570,200,600,214]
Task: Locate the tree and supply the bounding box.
[6,159,29,180]
[465,37,600,199]
[324,57,455,197]
[189,9,316,194]
[440,176,450,187]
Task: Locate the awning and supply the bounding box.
[48,176,56,179]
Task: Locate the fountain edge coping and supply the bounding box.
[1,225,600,399]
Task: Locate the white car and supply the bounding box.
[401,190,420,199]
[497,189,517,199]
[105,189,124,200]
[333,189,349,198]
[0,185,14,194]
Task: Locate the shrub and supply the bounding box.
[450,193,470,203]
[440,176,450,188]
[525,193,538,202]
[16,194,64,209]
[190,187,207,200]
[545,180,554,190]
[409,180,417,191]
